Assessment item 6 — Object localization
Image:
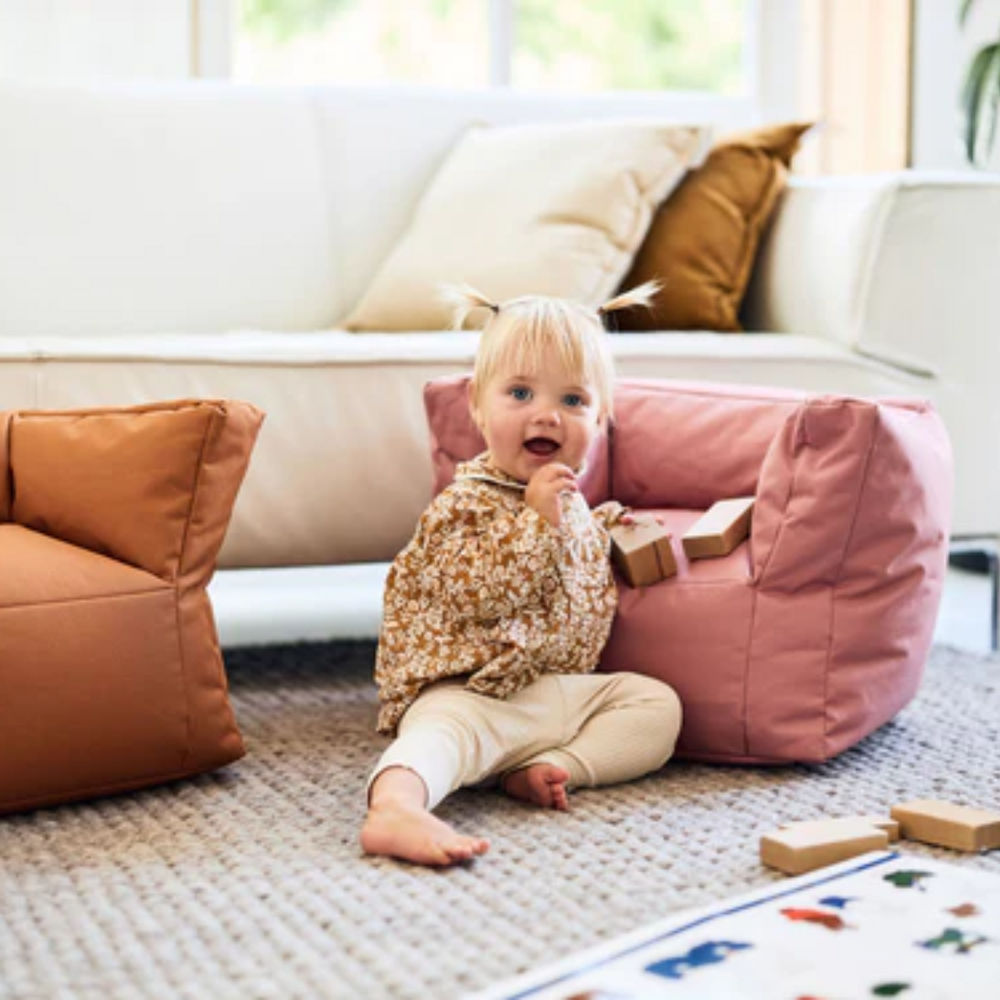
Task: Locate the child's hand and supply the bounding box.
[525,463,578,527]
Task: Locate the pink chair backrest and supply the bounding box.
[608,380,806,508]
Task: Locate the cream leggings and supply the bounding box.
[369,672,682,810]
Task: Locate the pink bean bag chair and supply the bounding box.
[424,377,952,764]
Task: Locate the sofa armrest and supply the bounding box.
[744,171,1000,386]
[9,399,264,585]
[752,396,952,593]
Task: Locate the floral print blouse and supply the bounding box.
[375,453,625,735]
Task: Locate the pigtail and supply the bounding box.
[438,283,500,331]
[598,279,661,318]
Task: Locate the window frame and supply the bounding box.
[209,0,787,121]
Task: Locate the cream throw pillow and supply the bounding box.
[344,119,708,331]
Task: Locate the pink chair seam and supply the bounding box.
[821,403,881,752]
[752,407,805,587]
[742,586,758,756]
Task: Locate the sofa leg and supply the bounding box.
[948,538,1000,652]
[991,551,999,653]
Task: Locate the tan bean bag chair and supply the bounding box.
[0,398,263,814]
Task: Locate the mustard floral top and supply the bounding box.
[375,453,625,735]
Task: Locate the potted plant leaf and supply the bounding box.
[960,0,1000,166]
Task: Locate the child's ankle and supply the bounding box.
[369,765,430,810]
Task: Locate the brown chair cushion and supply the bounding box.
[616,122,813,332]
[0,398,264,814]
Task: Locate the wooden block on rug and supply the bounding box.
[891,799,1000,852]
[761,816,897,875]
[610,515,677,588]
[682,497,754,560]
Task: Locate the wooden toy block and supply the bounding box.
[610,515,677,588]
[760,816,895,875]
[784,815,901,842]
[682,497,755,560]
[890,799,1000,852]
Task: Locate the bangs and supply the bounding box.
[475,298,614,413]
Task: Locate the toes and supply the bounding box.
[444,837,490,863]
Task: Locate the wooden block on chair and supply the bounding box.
[760,816,897,875]
[890,799,1000,852]
[682,497,755,559]
[610,515,677,588]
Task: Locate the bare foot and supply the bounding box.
[503,764,570,810]
[361,766,489,867]
[361,801,490,867]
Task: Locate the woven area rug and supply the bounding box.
[2,643,999,1000]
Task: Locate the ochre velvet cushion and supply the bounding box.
[0,398,264,814]
[616,121,813,332]
[345,119,708,331]
[423,375,952,764]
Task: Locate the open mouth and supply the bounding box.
[523,437,560,457]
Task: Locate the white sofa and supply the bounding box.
[3,81,1000,584]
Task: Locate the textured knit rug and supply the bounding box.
[1,643,999,1000]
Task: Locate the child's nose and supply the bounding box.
[531,403,560,425]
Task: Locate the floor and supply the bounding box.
[209,561,995,656]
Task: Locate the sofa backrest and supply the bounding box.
[0,81,749,338]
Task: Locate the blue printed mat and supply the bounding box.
[469,851,1000,999]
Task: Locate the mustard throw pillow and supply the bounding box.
[344,119,709,331]
[616,122,813,332]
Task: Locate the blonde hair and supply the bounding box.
[441,281,659,420]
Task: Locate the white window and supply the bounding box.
[231,0,755,97]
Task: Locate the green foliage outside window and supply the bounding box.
[236,0,746,95]
[240,0,354,43]
[515,0,744,94]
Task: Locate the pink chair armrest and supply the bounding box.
[752,396,952,592]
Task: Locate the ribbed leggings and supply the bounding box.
[369,672,682,809]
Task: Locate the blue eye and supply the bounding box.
[563,393,584,408]
[510,386,532,401]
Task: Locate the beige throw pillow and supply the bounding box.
[344,119,708,331]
